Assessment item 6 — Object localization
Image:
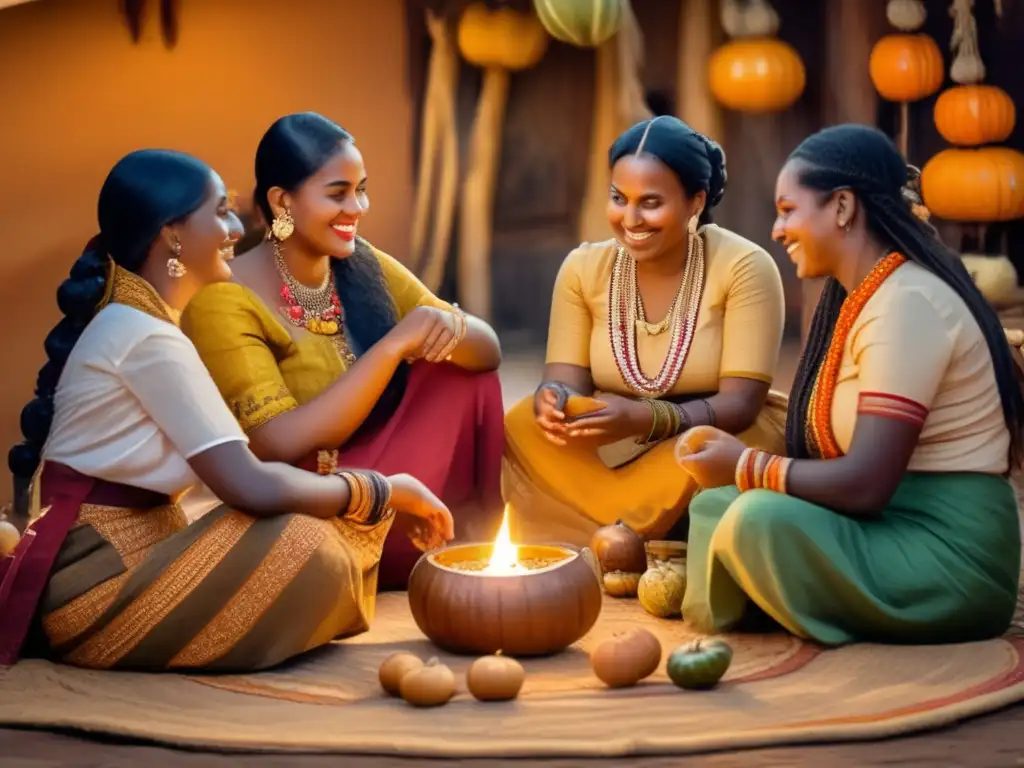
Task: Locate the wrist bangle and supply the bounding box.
[637,399,692,444]
[735,449,792,494]
[535,381,572,414]
[338,470,393,525]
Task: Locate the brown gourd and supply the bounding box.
[399,657,456,708]
[590,628,662,688]
[378,651,424,697]
[466,651,525,701]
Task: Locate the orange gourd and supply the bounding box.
[708,37,805,113]
[934,85,1016,146]
[458,3,549,72]
[921,147,1024,222]
[869,33,944,102]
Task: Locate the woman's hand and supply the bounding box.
[387,473,455,551]
[563,393,651,445]
[534,385,569,445]
[384,306,460,363]
[674,427,746,489]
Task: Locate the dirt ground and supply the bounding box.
[4,343,1024,766]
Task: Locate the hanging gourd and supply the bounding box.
[456,3,549,319]
[920,147,1024,222]
[869,0,943,157]
[410,11,461,291]
[532,0,622,48]
[707,0,805,113]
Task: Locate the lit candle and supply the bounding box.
[484,505,520,574]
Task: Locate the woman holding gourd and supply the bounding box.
[678,124,1022,645]
[181,113,505,590]
[503,116,788,546]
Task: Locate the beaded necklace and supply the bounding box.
[805,251,907,459]
[273,241,356,366]
[607,233,706,397]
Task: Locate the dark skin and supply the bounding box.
[535,154,769,446]
[229,141,501,463]
[677,158,919,516]
[135,173,454,545]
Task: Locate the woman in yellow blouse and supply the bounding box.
[678,125,1022,645]
[181,113,504,590]
[504,116,787,546]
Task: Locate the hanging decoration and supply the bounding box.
[455,3,550,319]
[707,0,806,113]
[920,0,1024,310]
[532,0,622,48]
[869,0,943,157]
[119,0,179,48]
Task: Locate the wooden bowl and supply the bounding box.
[407,542,603,657]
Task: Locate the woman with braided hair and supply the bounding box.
[1,149,453,670]
[678,124,1023,645]
[504,116,787,546]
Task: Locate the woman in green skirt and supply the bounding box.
[676,124,1022,646]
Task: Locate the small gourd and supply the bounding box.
[602,570,641,598]
[466,651,525,702]
[666,639,733,690]
[0,520,20,557]
[399,657,457,707]
[637,563,686,618]
[590,628,662,688]
[378,651,424,697]
[590,520,646,598]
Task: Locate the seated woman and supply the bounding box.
[678,124,1023,646]
[504,116,787,546]
[0,149,453,671]
[180,113,504,590]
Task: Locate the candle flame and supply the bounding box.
[484,504,519,574]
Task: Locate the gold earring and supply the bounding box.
[167,240,186,278]
[271,209,295,241]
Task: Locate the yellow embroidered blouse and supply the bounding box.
[547,225,786,395]
[180,244,451,433]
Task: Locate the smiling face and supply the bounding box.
[606,155,704,263]
[771,160,848,280]
[170,171,242,285]
[276,141,369,259]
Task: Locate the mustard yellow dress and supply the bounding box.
[504,225,788,546]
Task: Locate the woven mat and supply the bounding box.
[1,593,1023,758]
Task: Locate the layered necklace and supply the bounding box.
[608,232,707,397]
[273,241,356,366]
[804,251,906,459]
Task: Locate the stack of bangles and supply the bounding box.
[440,303,468,360]
[735,448,793,494]
[638,398,716,445]
[337,469,394,525]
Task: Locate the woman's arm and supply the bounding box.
[445,314,502,372]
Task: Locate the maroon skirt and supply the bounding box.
[300,362,505,590]
[0,463,168,666]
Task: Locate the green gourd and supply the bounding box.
[666,639,733,690]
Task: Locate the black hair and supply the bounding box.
[784,123,1024,467]
[8,149,213,487]
[253,112,406,429]
[608,116,727,226]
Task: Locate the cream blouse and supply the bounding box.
[43,303,249,495]
[546,225,786,395]
[832,261,1010,474]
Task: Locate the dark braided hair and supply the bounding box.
[8,149,213,493]
[609,116,728,226]
[784,124,1024,467]
[254,113,407,429]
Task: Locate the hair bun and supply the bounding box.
[699,134,728,208]
[901,164,930,222]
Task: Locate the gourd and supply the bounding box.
[590,628,662,688]
[868,33,944,103]
[532,0,622,48]
[637,559,686,618]
[399,657,457,707]
[0,520,20,557]
[934,85,1016,147]
[466,651,526,701]
[921,147,1024,223]
[666,639,733,690]
[590,519,647,597]
[378,651,424,697]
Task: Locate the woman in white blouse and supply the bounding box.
[0,149,453,672]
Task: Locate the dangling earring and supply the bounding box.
[688,213,700,234]
[271,209,295,241]
[167,239,186,278]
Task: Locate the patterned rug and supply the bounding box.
[1,593,1023,758]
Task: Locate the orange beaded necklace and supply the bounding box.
[805,251,907,459]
